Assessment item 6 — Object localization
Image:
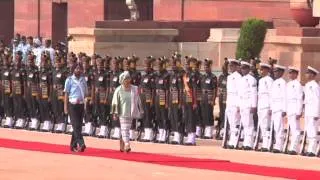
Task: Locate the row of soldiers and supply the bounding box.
[223,59,320,157]
[0,49,227,146]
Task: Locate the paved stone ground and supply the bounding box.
[0,128,319,180]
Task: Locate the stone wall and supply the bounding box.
[0,0,14,44]
[154,0,292,21]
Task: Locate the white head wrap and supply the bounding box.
[119,71,131,85]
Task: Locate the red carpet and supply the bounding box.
[0,138,319,180]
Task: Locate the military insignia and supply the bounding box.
[28,73,34,78]
[172,78,176,84]
[98,76,103,81]
[205,79,211,84]
[143,78,149,83]
[56,73,62,78]
[4,71,9,76]
[42,76,47,80]
[113,77,118,82]
[159,79,163,84]
[15,73,20,77]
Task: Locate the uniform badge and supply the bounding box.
[172,78,176,84]
[28,73,34,78]
[99,76,103,81]
[159,79,163,84]
[4,72,9,76]
[205,79,211,84]
[143,78,149,83]
[113,77,118,82]
[56,73,61,78]
[42,76,47,80]
[15,73,20,77]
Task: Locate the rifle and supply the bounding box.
[282,126,291,153]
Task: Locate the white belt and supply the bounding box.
[69,98,84,104]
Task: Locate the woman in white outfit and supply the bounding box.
[111,71,143,152]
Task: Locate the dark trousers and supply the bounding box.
[170,104,181,132]
[69,104,85,148]
[155,104,169,130]
[3,95,13,117]
[13,95,25,119]
[184,103,197,133]
[26,95,39,119]
[84,102,94,123]
[52,98,64,124]
[39,99,50,122]
[142,102,153,129]
[218,100,226,129]
[201,102,214,126]
[96,103,110,126]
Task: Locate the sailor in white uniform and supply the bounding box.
[303,66,320,157]
[286,67,303,155]
[270,64,287,153]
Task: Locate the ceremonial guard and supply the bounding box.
[154,57,170,143]
[52,56,68,133]
[95,57,110,138]
[169,54,185,144]
[270,64,287,153]
[25,52,40,130]
[216,59,228,139]
[225,59,241,149]
[140,56,156,142]
[183,57,200,145]
[200,59,217,139]
[110,57,124,139]
[12,52,27,129]
[2,52,14,128]
[285,67,303,154]
[39,52,53,132]
[238,61,257,150]
[257,63,273,151]
[128,56,142,140]
[195,60,203,138]
[82,57,95,136]
[303,66,320,157]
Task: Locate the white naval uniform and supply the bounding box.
[226,71,242,146]
[238,73,257,148]
[270,77,286,151]
[304,80,320,154]
[257,75,273,149]
[286,79,303,152]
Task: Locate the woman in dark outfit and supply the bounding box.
[64,63,88,152]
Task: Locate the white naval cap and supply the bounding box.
[288,66,299,72]
[240,61,251,67]
[307,66,319,74]
[259,63,271,68]
[228,58,240,64]
[273,64,286,71]
[33,38,41,46]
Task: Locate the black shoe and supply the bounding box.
[79,145,86,152]
[203,136,213,139]
[307,152,316,157]
[272,149,281,153]
[125,148,131,153]
[228,145,235,149]
[243,146,252,151]
[261,148,269,152]
[184,142,196,146]
[70,147,79,152]
[170,141,179,145]
[287,150,297,155]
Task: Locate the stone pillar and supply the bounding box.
[0,0,14,44]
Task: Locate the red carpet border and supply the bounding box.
[0,138,319,179]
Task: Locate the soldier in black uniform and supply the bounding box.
[82,56,95,136]
[140,56,156,142]
[25,52,40,130]
[216,58,228,139]
[2,52,14,128]
[110,56,124,139]
[154,57,170,143]
[128,56,142,140]
[169,53,185,144]
[201,59,218,139]
[39,51,53,132]
[12,51,27,129]
[95,57,111,138]
[52,55,68,133]
[194,60,203,138]
[183,57,199,145]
